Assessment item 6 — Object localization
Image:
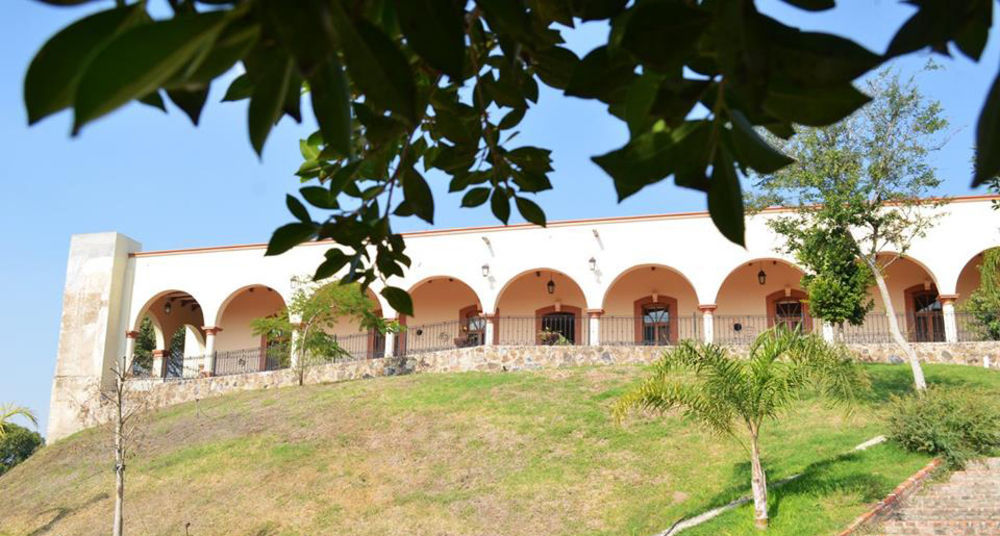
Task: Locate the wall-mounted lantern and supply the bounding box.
[757,269,767,286]
[481,264,490,278]
[588,257,597,271]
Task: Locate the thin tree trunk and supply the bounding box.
[112,376,125,536]
[865,257,927,391]
[750,431,768,530]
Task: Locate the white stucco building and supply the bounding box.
[48,195,1000,440]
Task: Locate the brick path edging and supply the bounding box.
[837,458,943,536]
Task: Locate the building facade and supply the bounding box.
[48,196,1000,440]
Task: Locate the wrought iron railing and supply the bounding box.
[955,311,1000,342]
[331,331,384,360]
[397,320,485,356]
[494,315,586,346]
[212,346,289,377]
[599,315,701,345]
[832,313,946,344]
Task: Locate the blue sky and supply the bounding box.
[1,1,997,435]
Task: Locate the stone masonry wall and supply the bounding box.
[59,341,1000,442]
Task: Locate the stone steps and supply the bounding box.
[872,458,1000,536]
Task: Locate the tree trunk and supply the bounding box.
[112,377,125,536]
[750,432,768,530]
[866,257,927,392]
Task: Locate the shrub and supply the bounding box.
[886,387,1000,467]
[0,423,44,476]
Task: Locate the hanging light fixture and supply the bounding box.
[164,300,172,314]
[588,257,597,271]
[546,273,556,294]
[757,268,767,285]
[481,264,490,277]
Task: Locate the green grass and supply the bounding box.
[1,363,997,536]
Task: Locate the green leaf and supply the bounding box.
[461,187,492,207]
[222,74,252,102]
[490,188,511,224]
[620,0,710,73]
[138,91,166,112]
[531,46,579,89]
[72,12,227,134]
[262,0,335,75]
[24,4,146,125]
[166,85,210,125]
[779,0,834,11]
[974,72,1000,186]
[401,167,435,224]
[248,53,294,155]
[764,21,880,89]
[707,148,745,246]
[314,249,349,280]
[498,107,526,130]
[763,81,870,127]
[330,5,417,123]
[380,286,414,316]
[565,46,635,102]
[728,110,795,174]
[394,0,465,80]
[286,195,311,223]
[309,56,353,158]
[185,22,260,85]
[515,196,547,226]
[570,0,628,20]
[301,186,339,209]
[624,74,660,136]
[265,222,317,256]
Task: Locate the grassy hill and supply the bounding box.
[2,364,998,536]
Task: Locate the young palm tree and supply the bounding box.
[0,404,38,438]
[614,328,868,530]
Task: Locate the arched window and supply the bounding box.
[460,306,486,347]
[906,285,944,342]
[766,290,812,332]
[633,296,678,345]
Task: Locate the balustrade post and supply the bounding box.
[698,304,716,344]
[124,331,138,373]
[586,309,603,346]
[384,316,397,358]
[939,294,959,343]
[202,326,222,375]
[483,314,496,346]
[151,349,166,379]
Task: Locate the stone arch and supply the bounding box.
[713,258,808,342]
[213,284,288,353]
[494,268,588,345]
[394,276,487,355]
[600,264,701,344]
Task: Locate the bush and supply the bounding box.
[0,423,44,476]
[886,387,1000,468]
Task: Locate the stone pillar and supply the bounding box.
[586,309,603,346]
[483,314,496,346]
[203,326,222,375]
[124,331,138,373]
[384,331,397,358]
[822,320,835,343]
[48,232,141,442]
[940,294,959,343]
[151,349,167,378]
[699,304,716,344]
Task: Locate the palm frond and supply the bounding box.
[0,404,38,437]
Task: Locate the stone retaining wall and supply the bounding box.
[61,341,1000,441]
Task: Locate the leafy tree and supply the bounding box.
[24,0,998,315]
[132,316,156,374]
[962,248,1000,341]
[751,68,948,392]
[0,423,44,476]
[772,222,874,329]
[0,405,37,439]
[251,278,391,384]
[614,328,867,530]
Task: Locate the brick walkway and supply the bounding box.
[874,458,1000,535]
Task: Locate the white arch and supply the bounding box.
[600,263,700,310]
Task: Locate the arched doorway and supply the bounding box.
[494,269,587,345]
[876,253,943,342]
[714,259,809,344]
[397,277,485,355]
[601,264,700,345]
[131,290,206,378]
[214,285,288,374]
